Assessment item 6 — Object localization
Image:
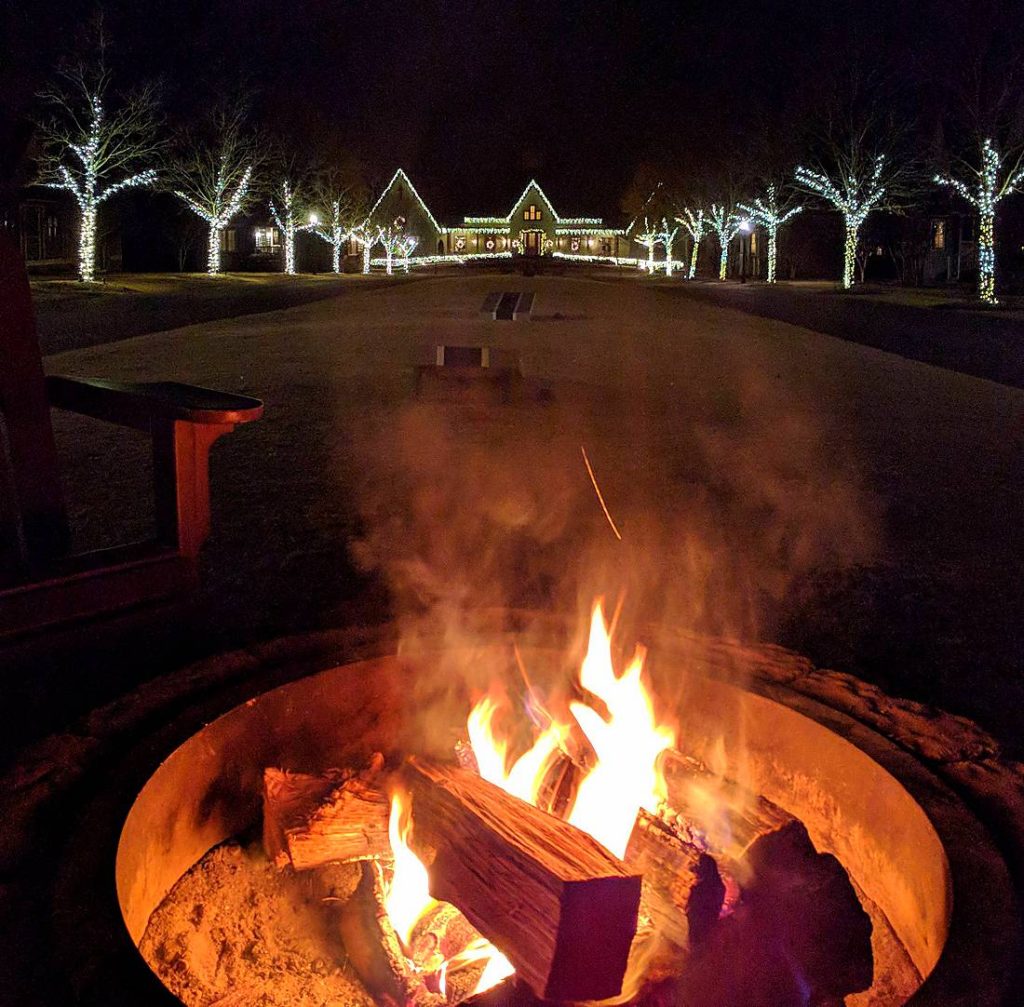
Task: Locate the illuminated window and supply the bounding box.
[255,227,280,251]
[750,231,758,254]
[931,220,945,250]
[524,204,542,221]
[223,228,236,252]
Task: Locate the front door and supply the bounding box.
[523,230,542,256]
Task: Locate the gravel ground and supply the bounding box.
[36,272,1024,754]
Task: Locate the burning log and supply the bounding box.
[402,757,642,1003]
[262,754,390,870]
[625,809,725,949]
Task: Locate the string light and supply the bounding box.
[174,163,253,276]
[270,180,316,275]
[675,208,707,279]
[795,156,886,290]
[633,217,662,273]
[351,225,383,273]
[738,185,802,284]
[309,199,354,273]
[935,138,1023,305]
[362,168,445,235]
[709,204,745,280]
[398,234,419,272]
[658,218,679,278]
[44,94,157,282]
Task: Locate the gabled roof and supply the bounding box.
[362,168,443,234]
[463,178,606,227]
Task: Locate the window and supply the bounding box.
[524,204,542,221]
[750,231,759,254]
[223,228,237,252]
[931,220,945,250]
[255,227,280,251]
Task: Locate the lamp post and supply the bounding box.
[738,217,752,282]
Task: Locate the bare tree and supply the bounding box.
[309,168,360,273]
[708,203,745,281]
[351,224,382,274]
[269,165,316,275]
[633,217,663,273]
[168,106,260,275]
[675,207,707,279]
[657,218,680,277]
[397,234,419,272]
[738,184,802,284]
[377,225,407,275]
[36,57,161,282]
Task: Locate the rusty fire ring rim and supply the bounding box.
[4,618,1021,1006]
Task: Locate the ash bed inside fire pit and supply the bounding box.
[115,621,1014,1007]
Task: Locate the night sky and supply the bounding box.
[3,0,1020,219]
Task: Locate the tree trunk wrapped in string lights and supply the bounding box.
[935,138,1023,305]
[676,207,707,279]
[270,179,315,275]
[37,66,160,283]
[738,184,802,283]
[709,204,743,281]
[795,154,887,290]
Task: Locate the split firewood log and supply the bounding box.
[401,757,642,1003]
[262,753,390,870]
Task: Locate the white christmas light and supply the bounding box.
[270,180,316,275]
[658,218,680,277]
[676,207,707,279]
[44,94,158,282]
[709,204,744,280]
[398,234,419,272]
[935,138,1023,305]
[351,225,383,274]
[738,185,802,284]
[634,216,663,273]
[795,156,886,290]
[310,199,356,273]
[174,162,253,276]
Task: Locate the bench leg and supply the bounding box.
[153,420,234,560]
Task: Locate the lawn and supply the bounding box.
[36,272,1024,756]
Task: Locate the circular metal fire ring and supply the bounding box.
[1,612,1021,1006]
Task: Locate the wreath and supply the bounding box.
[570,238,580,252]
[485,237,495,251]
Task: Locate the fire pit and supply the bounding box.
[109,610,1019,1007]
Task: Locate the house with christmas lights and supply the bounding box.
[361,169,635,260]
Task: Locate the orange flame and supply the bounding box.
[383,598,678,1001]
[566,601,677,857]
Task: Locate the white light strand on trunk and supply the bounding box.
[935,138,1023,305]
[634,216,663,273]
[270,180,315,275]
[658,218,679,277]
[175,163,253,275]
[352,225,382,273]
[45,95,157,283]
[709,204,743,280]
[310,199,349,273]
[738,185,802,284]
[795,156,886,290]
[398,234,419,272]
[676,207,706,279]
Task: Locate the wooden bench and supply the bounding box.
[0,234,263,643]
